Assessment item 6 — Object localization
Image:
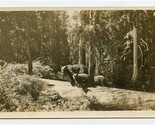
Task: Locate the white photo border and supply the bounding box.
[0,0,155,119]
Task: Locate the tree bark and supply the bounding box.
[132,24,138,82]
[88,10,95,76]
[28,41,33,75]
[88,42,92,75]
[78,37,86,65]
[95,47,100,75]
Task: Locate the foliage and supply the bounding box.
[33,60,56,79]
[0,10,155,92]
[0,11,70,68]
[0,62,105,111]
[66,10,155,91]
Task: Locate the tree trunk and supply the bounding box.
[88,10,95,76]
[88,41,95,76]
[78,37,85,65]
[132,24,138,82]
[28,41,33,75]
[95,47,100,75]
[88,42,92,75]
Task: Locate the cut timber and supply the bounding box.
[42,79,155,110]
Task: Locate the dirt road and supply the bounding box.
[41,79,155,110]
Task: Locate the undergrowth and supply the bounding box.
[0,61,106,112]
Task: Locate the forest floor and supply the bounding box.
[41,78,155,110]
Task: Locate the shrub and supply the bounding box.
[0,62,107,112]
[0,63,48,111]
[56,71,69,81]
[33,60,56,79]
[14,75,46,101]
[34,57,59,73]
[1,61,56,80]
[0,84,18,112]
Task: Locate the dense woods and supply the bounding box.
[1,10,154,90]
[0,10,155,112]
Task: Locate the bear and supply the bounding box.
[62,68,75,86]
[72,73,91,87]
[61,64,88,87]
[72,73,93,93]
[61,64,88,75]
[93,75,106,87]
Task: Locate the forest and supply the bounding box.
[0,10,155,112]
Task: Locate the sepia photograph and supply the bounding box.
[0,8,155,118]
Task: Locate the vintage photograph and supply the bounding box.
[0,9,155,114]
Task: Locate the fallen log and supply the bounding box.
[41,79,155,110]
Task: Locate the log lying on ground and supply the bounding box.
[41,79,155,110]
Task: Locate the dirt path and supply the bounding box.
[41,79,87,98]
[41,79,155,110]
